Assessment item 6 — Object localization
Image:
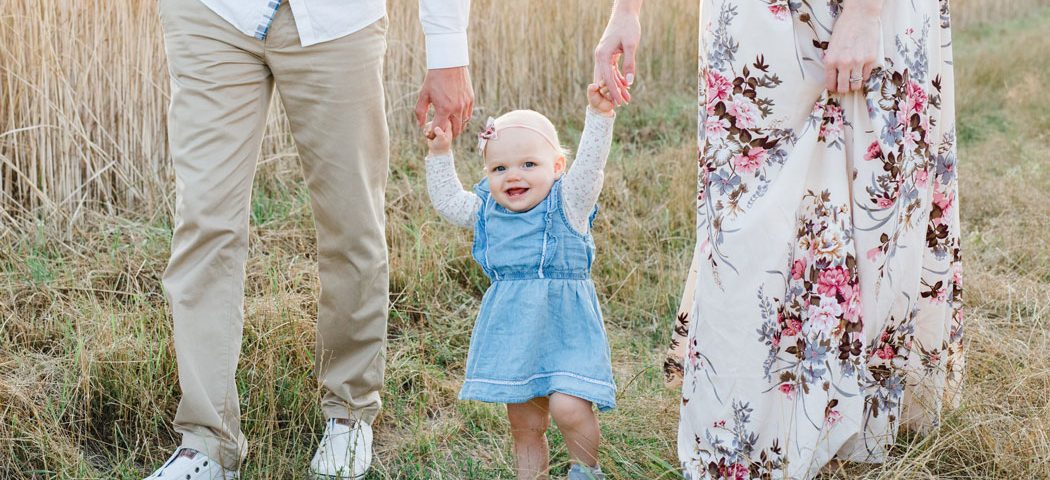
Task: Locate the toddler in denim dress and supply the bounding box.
[424,83,617,480]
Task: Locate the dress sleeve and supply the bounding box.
[425,152,481,229]
[561,107,616,234]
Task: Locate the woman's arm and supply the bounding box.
[825,0,885,93]
[593,0,644,106]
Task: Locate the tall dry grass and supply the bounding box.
[5,0,1040,232]
[0,0,697,230]
[1,0,1050,479]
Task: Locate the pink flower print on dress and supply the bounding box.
[826,409,843,426]
[705,116,731,142]
[817,266,850,298]
[706,70,733,102]
[907,80,928,113]
[819,102,844,144]
[791,259,806,280]
[727,463,750,480]
[807,297,843,336]
[876,344,896,360]
[778,382,795,400]
[933,187,955,215]
[764,3,789,20]
[727,96,760,129]
[733,146,767,174]
[915,166,929,188]
[864,141,882,161]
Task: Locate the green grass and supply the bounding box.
[3,9,1050,480]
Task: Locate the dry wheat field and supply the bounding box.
[2,0,1050,478]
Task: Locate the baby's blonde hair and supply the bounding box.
[481,109,571,159]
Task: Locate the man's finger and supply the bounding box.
[432,111,452,138]
[414,92,430,127]
[452,114,464,138]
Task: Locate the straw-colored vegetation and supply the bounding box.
[2,0,1049,478]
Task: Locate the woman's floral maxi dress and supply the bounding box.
[667,1,964,478]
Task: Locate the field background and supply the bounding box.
[2,0,1049,478]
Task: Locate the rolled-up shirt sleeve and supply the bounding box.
[419,0,470,69]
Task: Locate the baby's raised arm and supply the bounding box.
[425,125,481,228]
[561,99,616,234]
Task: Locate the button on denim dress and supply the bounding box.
[459,177,616,411]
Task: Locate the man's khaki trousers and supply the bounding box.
[158,0,388,468]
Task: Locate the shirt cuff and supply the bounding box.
[426,32,470,69]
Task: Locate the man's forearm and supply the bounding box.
[419,0,471,69]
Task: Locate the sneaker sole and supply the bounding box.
[311,472,367,480]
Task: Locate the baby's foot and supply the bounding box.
[567,463,605,480]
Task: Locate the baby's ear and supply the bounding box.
[554,155,567,176]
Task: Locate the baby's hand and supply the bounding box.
[588,82,616,116]
[425,122,453,155]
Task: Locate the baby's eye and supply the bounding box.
[523,161,537,168]
[492,165,506,172]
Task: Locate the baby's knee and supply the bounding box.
[549,395,594,429]
[508,405,550,439]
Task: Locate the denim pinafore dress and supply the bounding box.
[458,178,616,411]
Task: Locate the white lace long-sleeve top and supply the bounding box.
[426,107,615,233]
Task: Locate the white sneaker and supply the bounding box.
[143,448,238,480]
[309,418,373,479]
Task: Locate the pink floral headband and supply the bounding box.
[477,116,562,156]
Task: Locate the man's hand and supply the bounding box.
[415,66,474,139]
[593,2,642,106]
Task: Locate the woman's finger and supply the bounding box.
[825,64,839,93]
[837,64,852,94]
[849,65,865,92]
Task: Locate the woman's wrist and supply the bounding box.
[842,0,884,16]
[612,0,644,17]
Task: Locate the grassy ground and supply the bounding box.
[3,7,1050,480]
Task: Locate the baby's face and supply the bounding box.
[484,130,565,212]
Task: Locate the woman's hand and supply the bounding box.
[425,122,452,156]
[588,82,616,116]
[593,0,643,106]
[824,2,883,93]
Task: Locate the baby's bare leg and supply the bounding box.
[549,393,600,468]
[507,398,551,480]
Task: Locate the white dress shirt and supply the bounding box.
[199,0,470,69]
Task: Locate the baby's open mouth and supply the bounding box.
[505,187,529,198]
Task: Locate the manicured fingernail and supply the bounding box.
[626,73,634,85]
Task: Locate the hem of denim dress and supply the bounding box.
[459,375,616,412]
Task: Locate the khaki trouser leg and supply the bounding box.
[158,0,272,469]
[265,9,390,424]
